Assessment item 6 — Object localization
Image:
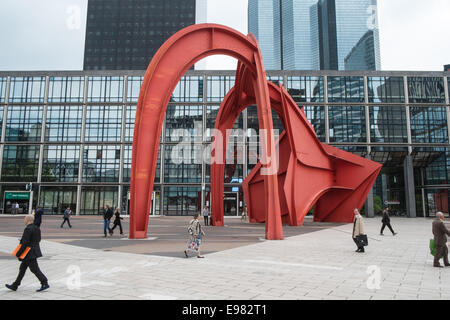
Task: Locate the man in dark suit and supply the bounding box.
[103,205,114,237]
[432,212,450,268]
[5,215,49,292]
[380,207,397,236]
[34,205,44,227]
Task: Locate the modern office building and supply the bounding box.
[0,70,449,219]
[248,0,282,70]
[83,0,196,70]
[249,0,381,71]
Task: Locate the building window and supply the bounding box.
[163,186,201,216]
[164,145,202,183]
[408,77,445,103]
[39,186,78,215]
[328,76,365,103]
[80,186,118,215]
[83,145,121,182]
[287,76,324,103]
[9,77,45,103]
[42,145,80,182]
[1,145,40,182]
[410,106,448,143]
[370,106,408,143]
[329,106,366,143]
[368,77,405,103]
[5,106,43,142]
[0,77,6,103]
[46,106,83,142]
[85,106,122,142]
[165,105,202,142]
[48,77,84,103]
[127,76,143,103]
[172,76,203,102]
[302,106,326,142]
[87,76,124,102]
[206,76,235,102]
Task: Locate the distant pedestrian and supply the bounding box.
[352,208,367,253]
[103,205,114,237]
[60,206,72,228]
[111,207,124,235]
[380,207,397,236]
[241,205,248,221]
[34,206,44,228]
[13,202,19,215]
[184,213,206,259]
[202,206,210,226]
[5,215,49,292]
[432,212,450,268]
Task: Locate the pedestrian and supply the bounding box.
[432,212,450,268]
[184,213,206,259]
[13,202,19,215]
[202,206,210,226]
[380,207,397,236]
[241,205,248,221]
[352,208,367,253]
[103,205,114,237]
[60,206,72,228]
[111,207,124,235]
[34,205,44,228]
[5,215,49,292]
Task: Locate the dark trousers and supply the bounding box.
[61,217,72,228]
[111,221,123,234]
[380,222,395,234]
[13,258,48,287]
[434,245,449,266]
[204,216,209,226]
[353,237,365,252]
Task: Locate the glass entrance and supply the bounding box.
[424,188,450,218]
[150,191,161,215]
[223,192,238,216]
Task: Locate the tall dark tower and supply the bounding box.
[83,0,196,70]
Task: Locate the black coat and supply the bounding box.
[34,208,44,225]
[16,224,43,261]
[113,211,123,223]
[382,211,390,224]
[103,208,113,221]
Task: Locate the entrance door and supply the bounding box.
[150,191,161,215]
[223,192,239,216]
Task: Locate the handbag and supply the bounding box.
[429,239,436,256]
[356,234,368,247]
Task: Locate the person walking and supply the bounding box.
[380,207,397,236]
[13,202,19,215]
[432,212,450,268]
[241,205,248,221]
[184,213,206,259]
[111,207,124,235]
[352,208,367,253]
[34,205,44,228]
[60,206,72,228]
[103,205,114,237]
[5,215,49,292]
[202,206,210,226]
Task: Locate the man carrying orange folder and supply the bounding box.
[5,214,49,292]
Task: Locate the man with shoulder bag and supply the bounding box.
[353,208,368,253]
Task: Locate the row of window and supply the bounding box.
[1,76,447,104]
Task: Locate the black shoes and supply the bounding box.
[197,256,205,258]
[184,250,188,258]
[36,284,50,292]
[434,265,444,268]
[5,284,17,291]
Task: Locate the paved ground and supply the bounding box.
[0,215,449,300]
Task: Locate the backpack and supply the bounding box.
[187,220,196,235]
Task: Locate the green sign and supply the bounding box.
[5,192,30,200]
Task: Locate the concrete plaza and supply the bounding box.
[0,215,448,300]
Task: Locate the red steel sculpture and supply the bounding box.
[129,24,382,240]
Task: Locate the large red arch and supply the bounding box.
[130,24,283,239]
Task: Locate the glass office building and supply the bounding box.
[0,70,449,219]
[84,0,196,70]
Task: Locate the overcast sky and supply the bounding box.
[0,0,449,71]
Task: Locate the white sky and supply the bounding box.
[0,0,449,71]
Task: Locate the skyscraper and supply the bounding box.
[248,0,381,71]
[248,0,282,70]
[84,0,196,70]
[318,0,381,71]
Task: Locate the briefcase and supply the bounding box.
[11,244,31,260]
[356,234,368,247]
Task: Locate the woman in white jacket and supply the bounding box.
[352,208,366,253]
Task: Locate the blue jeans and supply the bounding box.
[103,220,112,236]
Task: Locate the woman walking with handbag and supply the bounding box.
[352,208,367,253]
[184,213,206,258]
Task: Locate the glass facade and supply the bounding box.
[0,70,448,219]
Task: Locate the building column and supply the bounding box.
[364,154,375,218]
[404,154,416,218]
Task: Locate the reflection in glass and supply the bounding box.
[83,145,121,182]
[368,77,404,103]
[6,106,43,142]
[329,106,366,143]
[410,106,447,143]
[1,145,40,182]
[85,106,122,142]
[42,145,80,182]
[370,106,407,143]
[48,77,84,103]
[408,77,445,103]
[9,77,45,103]
[46,106,83,142]
[287,76,324,103]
